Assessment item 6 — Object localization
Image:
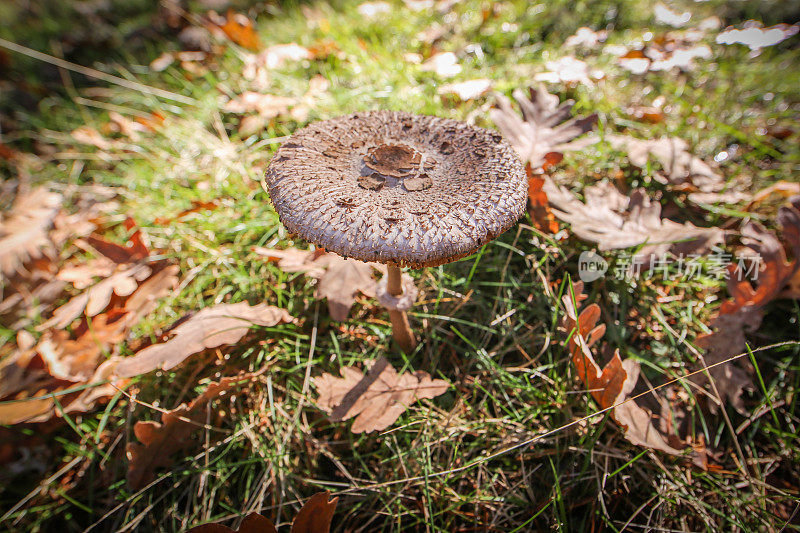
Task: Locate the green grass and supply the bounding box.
[1,0,800,531]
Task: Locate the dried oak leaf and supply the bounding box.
[694,199,800,413]
[543,180,724,261]
[186,491,338,533]
[0,187,62,278]
[255,247,380,321]
[127,372,258,489]
[561,282,699,462]
[601,134,728,196]
[490,86,597,167]
[315,356,448,433]
[114,302,293,378]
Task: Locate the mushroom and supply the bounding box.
[264,111,527,352]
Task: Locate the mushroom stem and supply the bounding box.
[387,265,404,296]
[386,265,417,353]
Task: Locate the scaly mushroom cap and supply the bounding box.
[264,111,527,268]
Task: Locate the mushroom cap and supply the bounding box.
[264,111,527,268]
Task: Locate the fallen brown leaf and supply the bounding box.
[188,514,278,533]
[602,135,726,194]
[223,92,296,118]
[127,372,259,489]
[0,266,179,423]
[40,220,157,329]
[543,180,724,262]
[56,258,117,290]
[255,247,380,321]
[419,52,462,77]
[114,302,293,378]
[490,86,597,167]
[613,36,711,74]
[315,357,449,433]
[564,27,608,48]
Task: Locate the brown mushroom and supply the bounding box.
[264,111,527,352]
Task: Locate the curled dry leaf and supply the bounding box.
[114,302,293,378]
[186,491,338,533]
[127,372,260,489]
[694,199,800,413]
[0,187,62,278]
[315,356,449,433]
[561,282,704,464]
[255,247,381,321]
[490,86,597,167]
[543,180,724,262]
[39,221,156,330]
